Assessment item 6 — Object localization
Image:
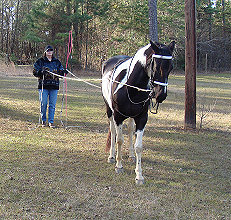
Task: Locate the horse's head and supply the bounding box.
[145,41,175,103]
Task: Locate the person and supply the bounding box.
[33,45,67,128]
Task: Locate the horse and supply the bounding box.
[101,40,175,185]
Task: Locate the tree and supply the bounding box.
[148,0,158,42]
[0,0,229,71]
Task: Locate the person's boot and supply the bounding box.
[49,122,55,128]
[41,121,46,127]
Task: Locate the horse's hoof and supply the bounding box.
[108,157,115,164]
[129,156,136,163]
[135,179,144,185]
[115,167,124,174]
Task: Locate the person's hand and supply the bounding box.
[42,67,50,76]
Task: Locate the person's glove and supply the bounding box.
[41,67,52,78]
[33,68,43,77]
[42,67,50,76]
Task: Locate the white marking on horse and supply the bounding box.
[108,116,116,163]
[134,129,144,183]
[115,123,124,170]
[102,71,113,110]
[112,59,132,95]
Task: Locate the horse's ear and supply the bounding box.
[150,40,160,53]
[168,41,175,53]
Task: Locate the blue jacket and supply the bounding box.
[33,56,66,90]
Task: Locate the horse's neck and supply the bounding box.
[127,59,149,88]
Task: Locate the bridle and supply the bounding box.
[149,54,172,86]
[112,52,173,116]
[148,53,173,114]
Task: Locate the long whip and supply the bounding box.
[60,30,73,127]
[39,74,44,124]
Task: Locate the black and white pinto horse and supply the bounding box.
[102,41,175,184]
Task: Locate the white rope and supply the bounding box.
[47,70,101,89]
[112,80,152,92]
[47,70,167,92]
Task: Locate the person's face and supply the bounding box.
[46,49,53,56]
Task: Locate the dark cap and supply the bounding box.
[44,45,53,52]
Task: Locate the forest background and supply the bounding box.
[0,0,230,72]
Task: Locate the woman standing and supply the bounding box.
[33,45,67,128]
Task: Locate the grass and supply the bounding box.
[0,72,230,219]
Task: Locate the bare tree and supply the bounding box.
[1,1,4,52]
[198,98,217,129]
[11,0,20,55]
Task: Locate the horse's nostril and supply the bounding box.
[157,99,163,103]
[156,93,167,103]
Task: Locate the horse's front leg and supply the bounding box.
[134,114,148,185]
[134,129,145,185]
[108,116,116,163]
[115,123,124,173]
[127,118,135,162]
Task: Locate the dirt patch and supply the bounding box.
[0,59,33,77]
[0,59,16,75]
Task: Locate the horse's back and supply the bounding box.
[102,55,131,76]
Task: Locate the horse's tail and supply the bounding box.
[105,127,111,152]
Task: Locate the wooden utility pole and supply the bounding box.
[184,0,196,130]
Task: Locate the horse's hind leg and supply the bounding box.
[108,116,116,163]
[115,123,124,173]
[127,118,135,162]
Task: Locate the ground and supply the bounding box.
[0,64,230,219]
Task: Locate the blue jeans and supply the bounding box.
[39,89,58,124]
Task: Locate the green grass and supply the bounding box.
[0,73,230,219]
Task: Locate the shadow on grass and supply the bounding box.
[0,103,39,123]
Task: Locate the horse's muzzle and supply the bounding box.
[155,90,167,103]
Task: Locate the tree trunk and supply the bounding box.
[148,0,158,42]
[1,1,4,51]
[11,0,20,54]
[5,6,10,54]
